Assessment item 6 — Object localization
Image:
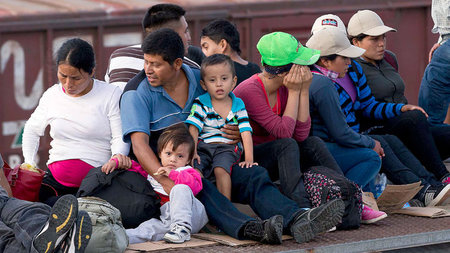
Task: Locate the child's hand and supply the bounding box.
[239,161,258,168]
[101,160,118,174]
[192,153,201,166]
[112,154,132,169]
[153,167,173,177]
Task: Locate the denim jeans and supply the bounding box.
[254,138,310,208]
[196,165,304,239]
[324,142,381,192]
[419,40,450,126]
[366,110,450,180]
[0,186,47,253]
[369,135,440,186]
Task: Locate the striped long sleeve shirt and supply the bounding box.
[309,60,404,148]
[186,93,252,143]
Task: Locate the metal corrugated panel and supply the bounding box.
[0,0,283,20]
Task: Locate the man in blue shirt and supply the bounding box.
[120,28,344,244]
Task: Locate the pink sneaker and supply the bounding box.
[361,205,387,224]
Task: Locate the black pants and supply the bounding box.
[363,110,450,180]
[253,136,341,208]
[39,170,78,206]
[370,134,440,187]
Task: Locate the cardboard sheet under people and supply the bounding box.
[363,182,450,218]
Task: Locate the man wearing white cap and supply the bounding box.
[310,14,347,35]
[419,0,450,126]
[347,9,450,186]
[306,28,450,209]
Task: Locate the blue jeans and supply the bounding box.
[196,165,304,239]
[370,135,440,186]
[0,186,48,253]
[324,142,381,192]
[419,40,450,126]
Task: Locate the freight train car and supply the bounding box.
[0,0,437,168]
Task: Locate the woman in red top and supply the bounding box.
[234,31,341,208]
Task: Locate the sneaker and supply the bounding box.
[327,226,337,232]
[58,211,92,253]
[289,199,344,244]
[408,199,425,207]
[34,195,78,253]
[420,184,450,207]
[163,224,191,244]
[242,215,283,244]
[361,205,387,224]
[68,211,92,253]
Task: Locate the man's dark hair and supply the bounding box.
[157,123,195,161]
[200,54,236,80]
[142,28,184,65]
[56,38,95,74]
[142,4,186,33]
[201,19,241,54]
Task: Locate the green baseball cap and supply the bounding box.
[257,32,320,66]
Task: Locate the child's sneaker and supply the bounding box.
[33,195,78,253]
[361,205,387,224]
[419,184,450,207]
[163,224,191,244]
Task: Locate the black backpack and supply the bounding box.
[77,167,161,229]
[303,166,362,230]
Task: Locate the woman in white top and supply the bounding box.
[22,38,131,206]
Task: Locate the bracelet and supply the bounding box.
[111,158,119,169]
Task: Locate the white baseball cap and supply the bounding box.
[306,28,365,58]
[311,14,346,35]
[347,10,397,36]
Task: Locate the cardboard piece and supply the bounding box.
[362,192,379,211]
[376,182,422,212]
[126,237,218,252]
[193,233,258,246]
[392,206,450,218]
[192,233,293,246]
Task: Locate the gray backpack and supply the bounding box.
[78,197,129,253]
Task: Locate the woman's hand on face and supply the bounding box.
[283,64,302,91]
[111,154,132,169]
[299,66,313,92]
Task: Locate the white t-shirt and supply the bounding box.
[22,79,129,167]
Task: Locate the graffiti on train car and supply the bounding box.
[0,31,143,167]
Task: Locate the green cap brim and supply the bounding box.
[292,47,321,65]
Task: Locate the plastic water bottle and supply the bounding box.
[374,173,387,199]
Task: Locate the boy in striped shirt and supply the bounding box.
[186,54,257,200]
